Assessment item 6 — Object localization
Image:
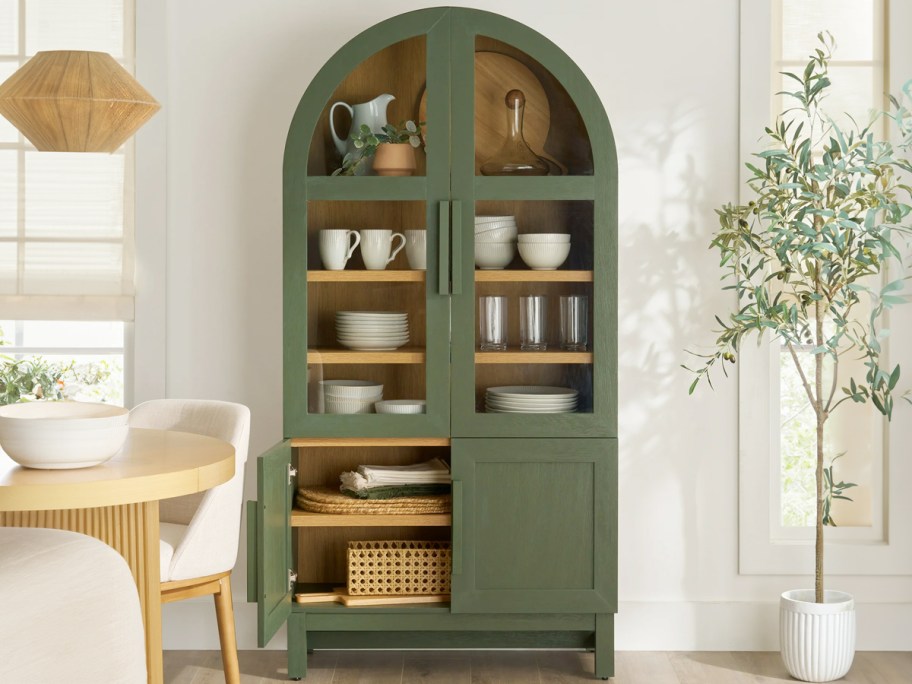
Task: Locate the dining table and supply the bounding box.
[0,427,235,684]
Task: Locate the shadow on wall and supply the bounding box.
[615,97,741,642]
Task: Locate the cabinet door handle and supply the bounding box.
[451,480,463,575]
[450,200,462,295]
[438,200,450,296]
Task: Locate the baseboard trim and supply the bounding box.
[161,599,912,651]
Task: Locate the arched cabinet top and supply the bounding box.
[285,7,616,181]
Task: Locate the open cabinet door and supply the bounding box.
[255,439,293,647]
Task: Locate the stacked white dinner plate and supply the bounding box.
[336,311,409,351]
[485,386,578,413]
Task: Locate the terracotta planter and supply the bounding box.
[780,589,855,682]
[373,143,416,176]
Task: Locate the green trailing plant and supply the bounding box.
[686,33,912,603]
[333,120,423,176]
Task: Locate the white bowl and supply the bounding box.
[517,242,571,270]
[0,401,129,469]
[474,226,518,242]
[517,233,571,243]
[324,397,378,414]
[374,400,426,415]
[318,380,384,398]
[475,242,516,269]
[475,215,515,224]
[474,220,517,233]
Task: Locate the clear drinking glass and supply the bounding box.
[479,296,507,351]
[560,295,588,351]
[520,295,547,351]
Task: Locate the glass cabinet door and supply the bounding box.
[449,13,616,438]
[283,12,452,438]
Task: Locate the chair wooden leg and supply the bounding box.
[213,574,240,684]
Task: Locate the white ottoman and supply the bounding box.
[0,527,146,684]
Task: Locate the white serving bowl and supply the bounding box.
[475,242,516,269]
[517,233,571,243]
[374,400,426,415]
[474,226,518,242]
[517,241,571,270]
[324,397,378,414]
[0,401,129,469]
[475,215,514,224]
[474,220,517,233]
[319,380,384,398]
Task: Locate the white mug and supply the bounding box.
[359,229,406,270]
[405,230,427,270]
[319,229,360,270]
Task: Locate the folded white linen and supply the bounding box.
[340,458,451,491]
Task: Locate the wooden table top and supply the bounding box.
[0,427,235,511]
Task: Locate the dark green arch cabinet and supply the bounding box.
[248,7,617,680]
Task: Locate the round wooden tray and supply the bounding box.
[418,51,565,174]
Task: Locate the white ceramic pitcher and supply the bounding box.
[329,94,395,173]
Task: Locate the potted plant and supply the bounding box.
[333,120,422,177]
[687,34,912,682]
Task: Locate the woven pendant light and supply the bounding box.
[0,50,160,153]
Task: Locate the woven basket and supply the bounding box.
[347,540,452,596]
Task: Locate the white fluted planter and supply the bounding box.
[780,589,855,682]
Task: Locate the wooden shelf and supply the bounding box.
[305,176,427,201]
[475,350,592,364]
[307,347,425,364]
[474,176,595,200]
[291,509,451,527]
[291,437,450,447]
[475,270,592,282]
[308,270,425,283]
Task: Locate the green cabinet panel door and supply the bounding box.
[451,438,617,614]
[256,440,293,647]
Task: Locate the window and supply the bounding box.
[0,0,134,404]
[738,0,912,574]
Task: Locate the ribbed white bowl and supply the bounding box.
[318,380,384,398]
[517,233,571,243]
[0,401,129,469]
[517,242,571,270]
[474,226,518,242]
[475,215,514,224]
[374,400,426,414]
[475,242,515,269]
[324,397,378,414]
[780,589,855,682]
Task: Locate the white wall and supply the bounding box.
[145,0,912,651]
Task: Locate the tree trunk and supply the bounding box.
[815,298,825,604]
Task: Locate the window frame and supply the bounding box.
[737,0,912,575]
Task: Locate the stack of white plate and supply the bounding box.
[475,215,517,270]
[485,386,578,413]
[319,380,383,414]
[336,311,409,351]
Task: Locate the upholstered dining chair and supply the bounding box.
[0,527,147,683]
[129,399,251,684]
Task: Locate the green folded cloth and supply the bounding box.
[341,483,452,500]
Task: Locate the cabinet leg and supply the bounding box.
[595,613,614,680]
[287,614,307,680]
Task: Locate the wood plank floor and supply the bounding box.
[163,650,912,683]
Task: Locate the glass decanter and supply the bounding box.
[480,89,549,176]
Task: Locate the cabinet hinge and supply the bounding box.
[288,464,297,485]
[288,569,298,591]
